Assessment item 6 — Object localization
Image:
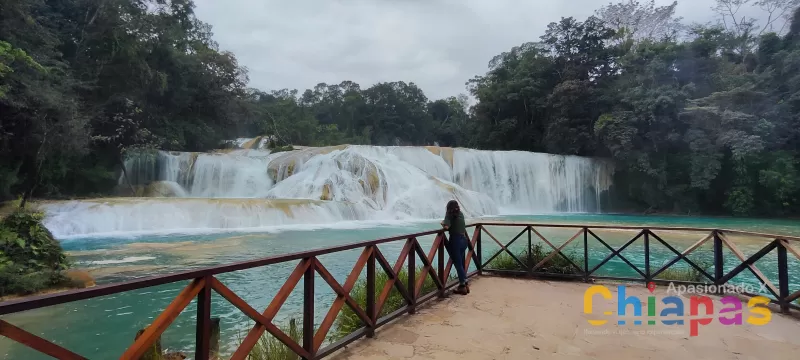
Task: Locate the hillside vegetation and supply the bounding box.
[2,0,800,217]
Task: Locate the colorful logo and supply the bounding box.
[583,285,772,336]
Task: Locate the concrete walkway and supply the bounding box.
[330,276,800,360]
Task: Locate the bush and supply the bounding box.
[270,145,295,154]
[0,264,64,295]
[245,318,302,360]
[655,261,712,282]
[330,267,438,341]
[0,207,70,296]
[486,243,584,274]
[486,243,716,283]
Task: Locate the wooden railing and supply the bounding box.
[0,222,798,359]
[477,223,800,313]
[0,225,481,360]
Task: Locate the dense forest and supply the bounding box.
[2,0,800,217]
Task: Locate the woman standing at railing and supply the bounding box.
[441,200,470,295]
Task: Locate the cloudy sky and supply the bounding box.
[192,0,769,100]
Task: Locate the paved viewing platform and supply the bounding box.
[330,277,800,360]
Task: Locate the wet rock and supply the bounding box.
[63,269,96,288]
[321,183,333,201]
[143,181,186,197]
[113,185,145,197]
[162,352,187,360]
[240,136,263,150]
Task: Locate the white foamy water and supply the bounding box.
[47,145,614,237]
[40,198,372,238]
[189,152,276,198]
[85,256,156,265]
[451,149,613,213]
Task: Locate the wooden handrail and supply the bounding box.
[0,227,448,316]
[0,222,798,360]
[473,222,800,241]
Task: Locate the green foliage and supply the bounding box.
[487,243,712,283]
[0,208,70,296]
[486,243,584,274]
[468,4,800,217]
[0,0,248,202]
[655,262,711,282]
[0,40,44,98]
[331,267,437,341]
[270,145,295,154]
[245,318,301,360]
[0,208,67,271]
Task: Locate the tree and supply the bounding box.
[595,0,685,42]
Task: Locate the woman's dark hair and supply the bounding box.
[446,200,460,217]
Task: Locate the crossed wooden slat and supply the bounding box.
[0,265,309,360]
[586,229,646,277]
[373,243,413,317]
[122,277,207,359]
[0,319,87,360]
[781,240,800,303]
[413,235,445,298]
[313,250,373,351]
[444,227,481,280]
[228,259,310,359]
[649,231,714,281]
[719,233,780,298]
[530,228,584,273]
[481,226,528,269]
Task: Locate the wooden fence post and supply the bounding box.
[366,247,376,338]
[408,239,416,314]
[303,258,315,360]
[195,276,212,360]
[778,241,789,314]
[438,234,445,298]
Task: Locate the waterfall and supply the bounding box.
[121,150,278,198]
[48,145,614,237]
[450,149,613,213]
[40,198,372,238]
[189,151,275,198]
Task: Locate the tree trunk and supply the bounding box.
[19,154,42,209]
[118,154,136,195]
[21,116,48,209]
[19,186,34,209]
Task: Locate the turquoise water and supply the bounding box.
[1,214,799,359]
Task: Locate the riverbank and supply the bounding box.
[0,268,96,302]
[0,206,91,299]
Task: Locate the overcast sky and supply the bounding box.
[192,0,768,100]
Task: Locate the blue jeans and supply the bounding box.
[447,234,468,286]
